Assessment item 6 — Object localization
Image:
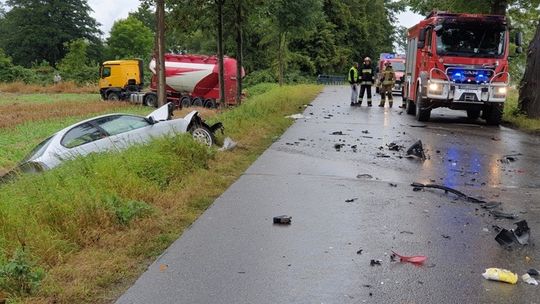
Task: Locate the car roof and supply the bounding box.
[57,112,145,134]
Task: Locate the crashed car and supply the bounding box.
[16,102,222,173]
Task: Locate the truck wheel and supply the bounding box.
[415,88,431,122]
[406,98,416,115]
[192,97,204,107]
[485,103,503,126]
[204,99,217,108]
[190,125,215,147]
[466,109,481,120]
[144,94,158,108]
[180,96,191,108]
[107,92,120,101]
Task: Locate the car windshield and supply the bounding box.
[22,135,54,162]
[436,23,506,58]
[392,62,405,71]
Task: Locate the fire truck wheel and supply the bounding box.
[415,88,431,122]
[485,103,503,126]
[180,96,191,108]
[107,92,120,101]
[406,98,416,115]
[204,99,217,108]
[466,109,481,120]
[192,97,204,107]
[190,125,215,147]
[144,94,158,108]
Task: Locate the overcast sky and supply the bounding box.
[87,0,424,37]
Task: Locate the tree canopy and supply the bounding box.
[0,0,102,67]
[106,16,154,60]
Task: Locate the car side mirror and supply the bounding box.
[146,116,156,125]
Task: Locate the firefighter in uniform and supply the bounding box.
[358,57,374,106]
[348,62,359,106]
[379,61,396,108]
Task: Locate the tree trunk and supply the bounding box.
[490,0,508,15]
[156,0,166,107]
[235,0,243,105]
[278,32,286,86]
[216,0,226,107]
[518,21,540,118]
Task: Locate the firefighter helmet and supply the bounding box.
[364,57,371,62]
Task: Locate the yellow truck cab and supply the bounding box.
[99,59,144,100]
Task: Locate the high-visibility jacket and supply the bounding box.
[381,67,395,86]
[359,64,374,85]
[348,66,358,84]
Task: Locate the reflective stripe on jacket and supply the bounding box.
[359,65,374,85]
[348,66,358,84]
[381,67,395,86]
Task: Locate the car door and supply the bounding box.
[93,115,159,149]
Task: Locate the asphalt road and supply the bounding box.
[116,86,540,304]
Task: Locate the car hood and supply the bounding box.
[146,102,172,121]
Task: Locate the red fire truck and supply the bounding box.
[402,11,522,125]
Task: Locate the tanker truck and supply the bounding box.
[99,54,244,108]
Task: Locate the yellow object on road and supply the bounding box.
[482,268,518,284]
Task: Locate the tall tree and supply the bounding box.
[216,0,226,106]
[519,20,540,118]
[106,16,154,59]
[268,0,321,85]
[0,0,101,67]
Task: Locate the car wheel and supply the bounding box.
[190,125,215,147]
[467,109,481,120]
[204,99,217,108]
[144,94,158,108]
[485,103,503,126]
[192,97,204,107]
[415,87,431,122]
[107,92,120,101]
[180,96,191,108]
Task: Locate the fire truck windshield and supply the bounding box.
[391,62,405,71]
[435,24,506,58]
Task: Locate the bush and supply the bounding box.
[0,248,45,297]
[243,69,277,87]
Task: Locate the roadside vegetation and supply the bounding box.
[0,84,321,303]
[503,89,540,132]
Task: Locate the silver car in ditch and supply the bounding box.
[16,103,221,173]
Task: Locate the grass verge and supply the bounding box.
[0,82,97,94]
[503,89,540,132]
[0,84,322,303]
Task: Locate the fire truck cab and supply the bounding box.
[403,11,522,125]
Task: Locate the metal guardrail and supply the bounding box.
[317,74,346,85]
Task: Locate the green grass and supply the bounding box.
[0,106,153,171]
[503,89,540,132]
[0,93,101,105]
[0,84,322,303]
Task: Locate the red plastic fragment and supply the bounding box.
[391,251,427,264]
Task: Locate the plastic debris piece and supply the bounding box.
[491,210,518,219]
[513,220,530,245]
[391,251,427,264]
[273,215,292,225]
[387,142,404,151]
[482,268,518,284]
[370,259,382,266]
[331,131,345,135]
[522,273,538,285]
[495,220,530,247]
[356,249,363,255]
[527,269,539,276]
[389,183,397,187]
[406,140,426,159]
[286,113,307,119]
[357,174,373,179]
[345,198,358,203]
[218,137,238,151]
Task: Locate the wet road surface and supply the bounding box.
[117,86,540,304]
